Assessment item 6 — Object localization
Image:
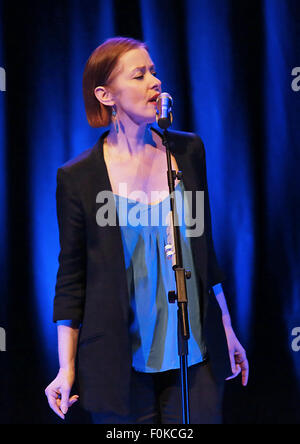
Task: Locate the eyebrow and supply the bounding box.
[130,65,156,75]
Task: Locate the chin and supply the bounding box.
[135,116,156,126]
[145,111,157,124]
[129,109,157,126]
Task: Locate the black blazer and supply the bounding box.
[53,129,231,415]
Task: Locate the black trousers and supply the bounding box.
[91,361,224,424]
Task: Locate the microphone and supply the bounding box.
[156,92,173,129]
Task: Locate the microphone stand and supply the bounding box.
[160,128,192,425]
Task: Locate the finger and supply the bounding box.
[241,359,249,386]
[46,390,65,420]
[68,395,79,407]
[234,350,249,386]
[45,387,60,403]
[60,389,71,415]
[234,350,246,364]
[229,350,237,374]
[225,366,241,381]
[57,394,79,409]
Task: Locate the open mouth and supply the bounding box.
[148,93,160,103]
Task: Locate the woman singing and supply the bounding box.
[45,37,249,424]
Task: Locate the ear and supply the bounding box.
[94,86,115,107]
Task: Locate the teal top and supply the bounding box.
[113,180,207,373]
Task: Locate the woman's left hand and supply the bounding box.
[223,323,249,386]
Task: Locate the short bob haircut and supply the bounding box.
[83,37,147,128]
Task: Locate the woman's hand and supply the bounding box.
[45,367,79,420]
[223,322,249,386]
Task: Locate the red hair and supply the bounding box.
[82,37,147,128]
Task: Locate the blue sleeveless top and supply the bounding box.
[113,180,207,373]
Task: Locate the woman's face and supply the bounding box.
[108,48,162,125]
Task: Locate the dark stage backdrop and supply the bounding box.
[0,0,299,424]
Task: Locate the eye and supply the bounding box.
[134,74,144,80]
[151,71,157,77]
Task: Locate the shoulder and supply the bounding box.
[58,141,98,176]
[56,132,107,182]
[60,146,94,171]
[167,129,203,144]
[170,129,204,154]
[152,127,205,157]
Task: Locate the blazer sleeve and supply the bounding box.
[197,137,226,288]
[53,167,86,323]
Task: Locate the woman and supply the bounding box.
[45,37,249,424]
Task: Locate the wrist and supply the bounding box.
[59,362,75,373]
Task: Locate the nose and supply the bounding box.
[150,73,161,90]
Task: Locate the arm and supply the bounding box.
[213,283,249,386]
[58,324,79,372]
[212,283,232,327]
[45,325,80,419]
[53,167,86,324]
[196,138,249,386]
[45,168,86,419]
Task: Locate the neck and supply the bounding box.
[107,115,156,158]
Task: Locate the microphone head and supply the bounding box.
[156,92,173,129]
[156,92,173,107]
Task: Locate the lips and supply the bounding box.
[148,93,160,103]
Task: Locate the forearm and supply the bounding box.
[57,325,79,370]
[212,284,249,385]
[212,283,232,328]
